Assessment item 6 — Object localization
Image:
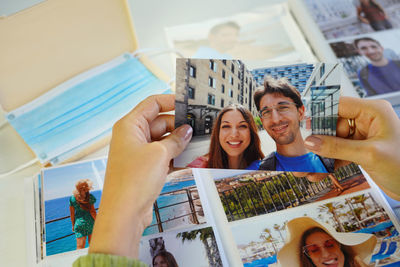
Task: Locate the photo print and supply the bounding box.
[165,3,314,69]
[139,226,223,267]
[210,163,369,223]
[304,0,400,40]
[42,161,205,257]
[42,158,106,256]
[230,192,400,267]
[330,29,400,97]
[143,168,207,237]
[174,59,341,174]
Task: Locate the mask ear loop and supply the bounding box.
[0,158,40,179]
[1,105,40,178]
[132,47,183,91]
[132,48,184,59]
[0,49,182,178]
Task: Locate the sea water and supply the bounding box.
[143,179,197,236]
[45,190,102,256]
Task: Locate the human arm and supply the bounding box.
[89,205,96,220]
[356,5,370,24]
[69,206,75,232]
[304,97,400,200]
[88,95,192,258]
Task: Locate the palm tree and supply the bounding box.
[260,228,277,254]
[318,202,345,232]
[345,198,362,229]
[273,224,285,243]
[367,192,389,220]
[177,227,222,267]
[352,194,371,217]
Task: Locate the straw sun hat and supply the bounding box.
[277,217,377,267]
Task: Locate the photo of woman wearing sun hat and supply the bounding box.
[277,217,377,267]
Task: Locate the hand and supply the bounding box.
[304,97,400,200]
[89,95,192,258]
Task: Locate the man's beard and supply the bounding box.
[272,131,296,145]
[267,121,297,145]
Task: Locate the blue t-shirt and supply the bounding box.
[358,60,400,96]
[275,152,328,173]
[246,160,261,170]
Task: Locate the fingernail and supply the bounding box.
[176,124,193,141]
[304,136,322,151]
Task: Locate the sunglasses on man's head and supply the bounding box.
[302,238,339,257]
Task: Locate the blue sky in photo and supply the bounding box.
[43,158,107,201]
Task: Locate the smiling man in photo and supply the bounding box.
[355,37,400,96]
[253,77,334,172]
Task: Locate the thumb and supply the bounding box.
[158,124,193,159]
[304,135,367,165]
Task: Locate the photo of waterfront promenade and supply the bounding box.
[143,168,206,236]
[214,163,369,222]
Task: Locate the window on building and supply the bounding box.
[222,69,225,79]
[246,77,248,84]
[189,65,196,78]
[209,60,217,72]
[229,75,233,85]
[208,76,216,88]
[320,64,325,78]
[221,99,224,107]
[208,94,215,105]
[188,86,195,99]
[229,88,233,98]
[222,59,226,65]
[221,84,225,93]
[231,63,235,73]
[238,83,240,90]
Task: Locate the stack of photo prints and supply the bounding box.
[30,58,400,267]
[303,0,400,104]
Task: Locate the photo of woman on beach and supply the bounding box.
[278,217,376,267]
[187,104,264,169]
[69,179,97,249]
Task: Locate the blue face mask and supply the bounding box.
[6,53,171,165]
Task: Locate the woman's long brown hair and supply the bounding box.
[207,104,264,169]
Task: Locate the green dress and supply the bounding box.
[69,194,96,238]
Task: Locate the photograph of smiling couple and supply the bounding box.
[174,59,340,174]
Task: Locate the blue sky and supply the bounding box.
[43,158,107,201]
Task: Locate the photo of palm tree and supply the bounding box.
[230,192,399,266]
[139,226,222,267]
[214,163,369,222]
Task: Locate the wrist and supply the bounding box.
[89,204,147,258]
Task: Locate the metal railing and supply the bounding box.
[45,186,201,244]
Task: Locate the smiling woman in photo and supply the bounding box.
[278,217,376,267]
[187,104,264,169]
